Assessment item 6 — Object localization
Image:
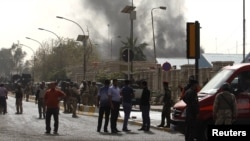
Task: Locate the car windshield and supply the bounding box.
[199,69,234,94]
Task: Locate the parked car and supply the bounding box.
[171,63,250,141]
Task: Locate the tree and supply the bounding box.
[120,37,148,61]
[0,43,27,80]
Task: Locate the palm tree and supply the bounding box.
[120,37,148,61]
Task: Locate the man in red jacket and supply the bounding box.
[44,81,66,135]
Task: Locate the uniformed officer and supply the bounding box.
[68,82,80,118]
[213,82,237,125]
[157,81,172,128]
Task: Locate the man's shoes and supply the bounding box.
[122,129,131,132]
[53,131,58,135]
[97,129,100,132]
[164,125,170,128]
[111,130,117,134]
[138,128,145,131]
[144,128,150,132]
[72,115,78,118]
[104,129,109,133]
[157,124,164,127]
[45,131,50,134]
[115,129,121,132]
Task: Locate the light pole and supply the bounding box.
[151,6,166,95]
[26,37,46,81]
[121,1,136,80]
[107,24,112,60]
[19,44,36,81]
[38,27,63,80]
[26,37,43,47]
[243,0,246,62]
[151,6,167,64]
[38,28,61,45]
[56,16,89,80]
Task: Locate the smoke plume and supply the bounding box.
[81,0,190,60]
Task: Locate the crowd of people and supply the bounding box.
[1,75,238,139]
[0,79,152,135]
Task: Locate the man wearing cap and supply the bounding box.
[157,81,172,128]
[44,81,66,135]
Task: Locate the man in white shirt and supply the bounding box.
[108,79,121,134]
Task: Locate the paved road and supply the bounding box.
[1,95,185,141]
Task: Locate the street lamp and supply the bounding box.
[19,44,36,81]
[56,16,89,80]
[151,6,166,64]
[38,28,61,45]
[121,1,136,80]
[38,27,64,79]
[25,37,46,81]
[151,6,166,95]
[26,37,43,47]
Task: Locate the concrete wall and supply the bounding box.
[69,60,235,103]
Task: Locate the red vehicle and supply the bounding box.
[171,63,250,140]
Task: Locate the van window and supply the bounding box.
[200,69,234,94]
[236,71,250,93]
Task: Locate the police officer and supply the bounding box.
[89,81,98,106]
[69,82,80,118]
[157,81,172,128]
[213,82,237,125]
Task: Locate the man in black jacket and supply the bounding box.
[183,79,199,141]
[138,81,151,131]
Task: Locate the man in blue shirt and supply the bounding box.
[120,79,135,132]
[96,79,111,133]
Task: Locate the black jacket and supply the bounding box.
[140,87,150,106]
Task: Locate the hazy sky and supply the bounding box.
[0,0,249,61]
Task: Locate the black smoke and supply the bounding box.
[81,0,198,60]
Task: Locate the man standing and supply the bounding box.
[44,81,66,135]
[35,81,46,119]
[89,81,98,106]
[183,80,199,141]
[96,79,111,133]
[157,81,172,128]
[24,83,32,102]
[138,81,151,131]
[0,83,8,114]
[15,84,23,114]
[120,79,134,132]
[213,82,237,125]
[108,79,121,134]
[61,82,70,113]
[68,82,80,118]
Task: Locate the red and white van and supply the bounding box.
[171,63,250,140]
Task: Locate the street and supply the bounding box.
[0,95,185,141]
